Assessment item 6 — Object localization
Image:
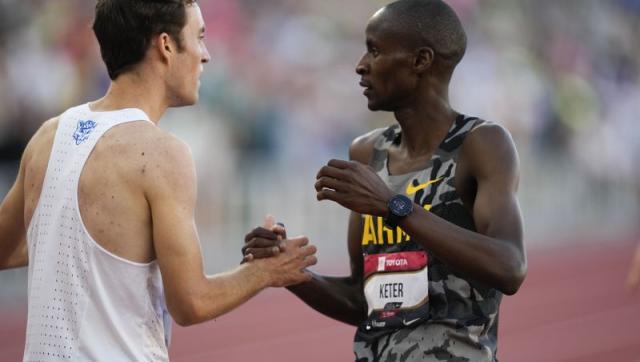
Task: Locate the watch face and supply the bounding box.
[390,195,413,217]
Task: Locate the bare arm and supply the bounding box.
[0,150,28,271]
[316,124,526,295]
[242,132,385,326]
[285,211,368,326]
[146,136,316,326]
[243,214,368,326]
[399,125,525,294]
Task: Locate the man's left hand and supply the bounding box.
[315,159,393,216]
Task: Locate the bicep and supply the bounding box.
[0,160,28,269]
[145,142,205,306]
[473,179,523,243]
[469,125,523,244]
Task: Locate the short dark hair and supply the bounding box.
[93,0,197,80]
[383,0,467,71]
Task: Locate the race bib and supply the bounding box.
[363,251,429,316]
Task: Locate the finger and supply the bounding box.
[244,227,279,243]
[327,159,353,169]
[288,236,309,248]
[263,214,276,229]
[317,188,343,202]
[300,245,317,258]
[316,165,349,181]
[245,246,281,259]
[243,238,281,251]
[272,225,287,240]
[302,256,318,269]
[245,248,279,259]
[315,176,348,193]
[242,239,279,257]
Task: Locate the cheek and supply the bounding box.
[375,59,405,87]
[385,66,414,92]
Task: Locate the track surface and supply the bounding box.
[2,239,639,361]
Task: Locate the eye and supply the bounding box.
[369,47,380,57]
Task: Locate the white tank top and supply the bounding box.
[24,103,171,362]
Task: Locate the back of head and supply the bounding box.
[93,0,196,80]
[384,0,467,75]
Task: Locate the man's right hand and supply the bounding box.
[242,215,288,262]
[253,236,317,288]
[242,226,286,262]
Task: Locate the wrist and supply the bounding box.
[377,191,394,217]
[384,194,414,228]
[242,260,272,289]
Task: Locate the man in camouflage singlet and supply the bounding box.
[243,0,526,361]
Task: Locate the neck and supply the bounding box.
[90,71,168,125]
[393,79,456,157]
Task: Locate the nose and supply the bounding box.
[202,44,211,64]
[355,53,368,75]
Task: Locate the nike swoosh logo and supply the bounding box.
[406,177,443,195]
[402,317,421,326]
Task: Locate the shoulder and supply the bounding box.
[96,122,195,195]
[105,121,193,165]
[138,128,196,194]
[23,117,60,162]
[465,121,515,150]
[349,127,390,164]
[462,121,520,180]
[140,124,192,158]
[30,117,60,143]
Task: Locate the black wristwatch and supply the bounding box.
[384,194,414,228]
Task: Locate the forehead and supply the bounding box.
[365,9,404,45]
[184,4,205,31]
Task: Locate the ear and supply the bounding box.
[414,47,434,74]
[154,32,175,63]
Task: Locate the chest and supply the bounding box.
[360,149,475,251]
[384,147,475,210]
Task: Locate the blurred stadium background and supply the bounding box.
[0,0,639,360]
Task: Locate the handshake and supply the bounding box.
[241,215,318,288]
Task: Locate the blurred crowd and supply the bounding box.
[0,0,638,256]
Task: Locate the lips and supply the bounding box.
[360,80,373,96]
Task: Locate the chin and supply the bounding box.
[187,93,199,105]
[366,97,379,111]
[367,100,389,112]
[171,92,199,107]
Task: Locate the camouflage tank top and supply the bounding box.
[355,115,500,361]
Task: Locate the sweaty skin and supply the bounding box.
[243,2,525,327]
[0,4,317,327]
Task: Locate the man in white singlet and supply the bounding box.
[0,1,317,361]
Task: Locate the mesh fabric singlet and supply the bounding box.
[24,104,171,362]
[354,115,501,362]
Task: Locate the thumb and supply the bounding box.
[263,214,276,229]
